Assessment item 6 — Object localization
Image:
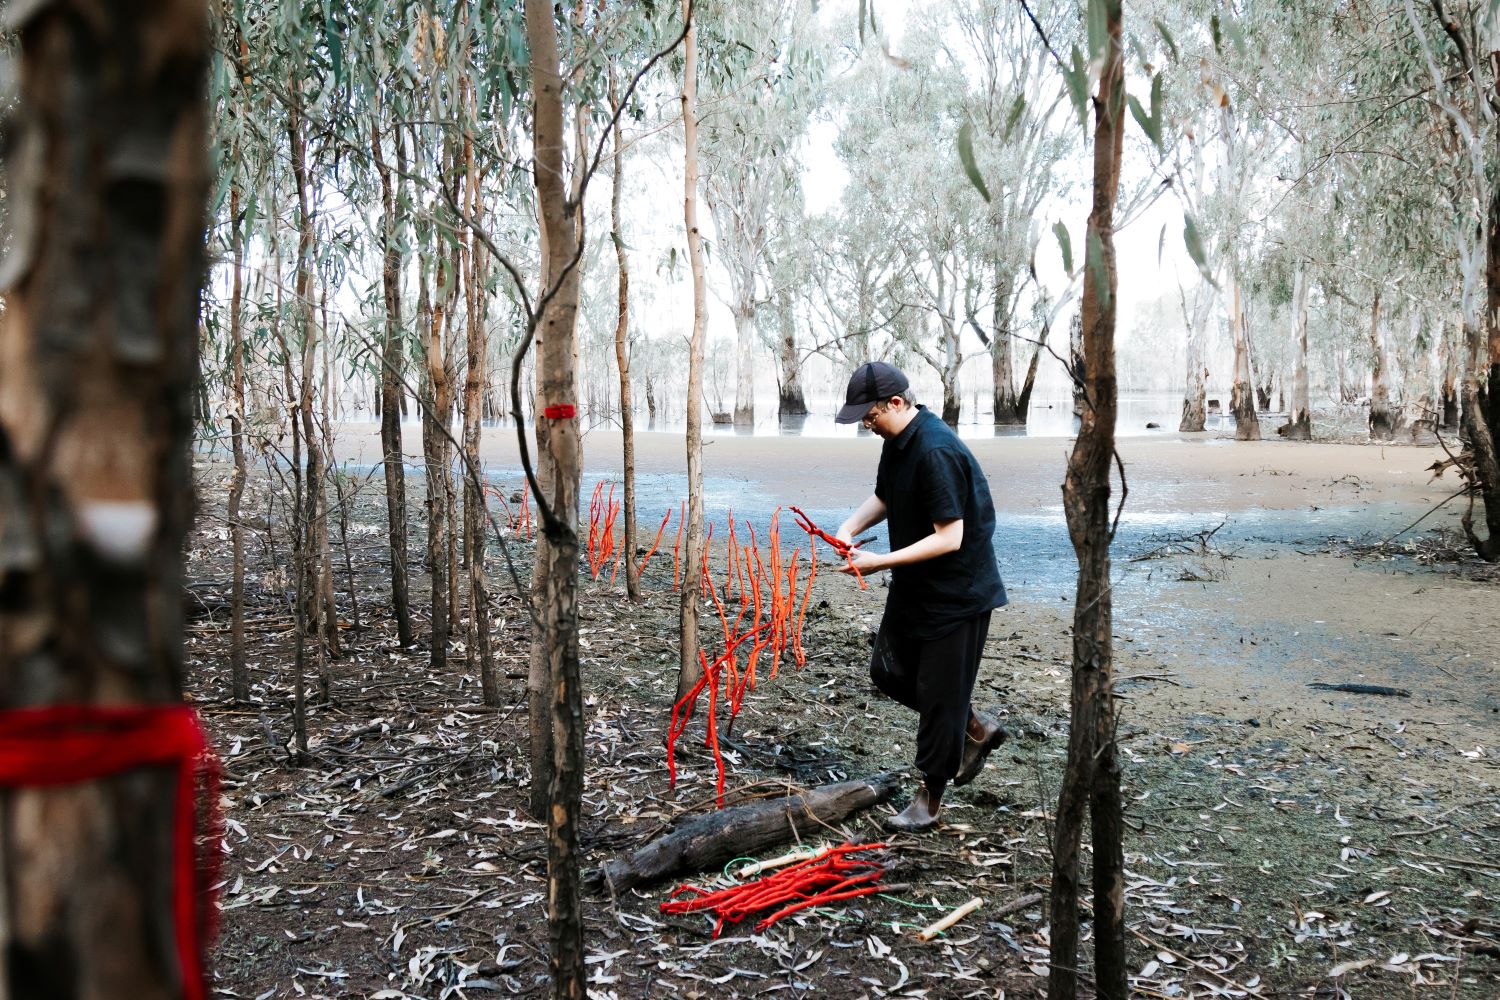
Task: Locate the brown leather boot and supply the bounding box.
[883,786,941,832]
[954,709,1006,787]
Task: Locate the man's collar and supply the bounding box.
[892,405,927,450]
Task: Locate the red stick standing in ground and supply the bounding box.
[638,508,672,578]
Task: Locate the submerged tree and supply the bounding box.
[1404,0,1500,560]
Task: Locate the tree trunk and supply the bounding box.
[444,236,464,645]
[733,302,755,426]
[992,283,1022,425]
[678,1,708,702]
[1064,309,1084,418]
[1179,286,1211,432]
[776,289,808,417]
[1461,180,1500,560]
[0,2,209,995]
[316,285,340,667]
[1050,3,1127,997]
[228,179,251,704]
[525,1,588,994]
[1227,268,1259,440]
[1015,322,1049,429]
[1439,320,1461,430]
[421,245,450,676]
[290,92,329,731]
[372,114,415,647]
[460,82,497,707]
[941,377,961,427]
[1369,291,1402,441]
[610,66,642,602]
[1282,263,1312,441]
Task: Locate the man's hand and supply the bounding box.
[840,548,883,575]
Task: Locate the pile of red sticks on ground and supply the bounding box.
[661,843,891,937]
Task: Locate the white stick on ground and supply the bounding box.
[916,897,983,941]
[733,844,825,880]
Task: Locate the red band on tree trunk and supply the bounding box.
[0,705,221,1000]
[542,404,576,419]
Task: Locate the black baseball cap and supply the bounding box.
[835,361,910,423]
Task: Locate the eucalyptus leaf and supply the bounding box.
[1085,228,1111,315]
[1003,93,1026,141]
[1127,95,1151,145]
[1054,221,1074,276]
[324,12,343,93]
[1064,46,1090,131]
[956,119,992,203]
[1086,0,1108,65]
[1155,18,1179,62]
[1184,214,1216,287]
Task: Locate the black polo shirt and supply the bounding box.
[874,406,1008,639]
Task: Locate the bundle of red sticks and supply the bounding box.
[586,480,622,582]
[667,506,878,804]
[661,842,892,937]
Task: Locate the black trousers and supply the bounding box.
[869,609,992,798]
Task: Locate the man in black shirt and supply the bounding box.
[834,362,1008,832]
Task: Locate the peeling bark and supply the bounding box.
[0,0,209,994]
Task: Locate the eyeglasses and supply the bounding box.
[861,400,891,427]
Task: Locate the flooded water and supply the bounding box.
[560,392,1238,440]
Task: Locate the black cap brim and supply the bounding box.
[836,400,872,424]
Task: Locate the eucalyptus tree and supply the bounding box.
[361,14,417,648]
[696,0,823,426]
[946,0,1078,426]
[608,63,642,599]
[678,0,710,700]
[766,209,816,416]
[1403,1,1500,559]
[1191,15,1285,440]
[0,0,211,993]
[803,202,903,372]
[836,31,981,425]
[1046,0,1130,992]
[1167,130,1218,431]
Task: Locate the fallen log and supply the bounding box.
[594,772,900,895]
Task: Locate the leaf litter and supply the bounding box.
[190,463,1498,997]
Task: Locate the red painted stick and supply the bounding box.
[638,508,672,577]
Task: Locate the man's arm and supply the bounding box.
[837,495,887,544]
[844,518,963,574]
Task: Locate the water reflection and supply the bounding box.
[461,393,1247,439]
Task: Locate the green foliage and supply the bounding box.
[1055,221,1074,276]
[957,119,992,203]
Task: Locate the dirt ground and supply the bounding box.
[195,428,1498,999]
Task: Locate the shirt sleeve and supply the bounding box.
[920,447,967,523]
